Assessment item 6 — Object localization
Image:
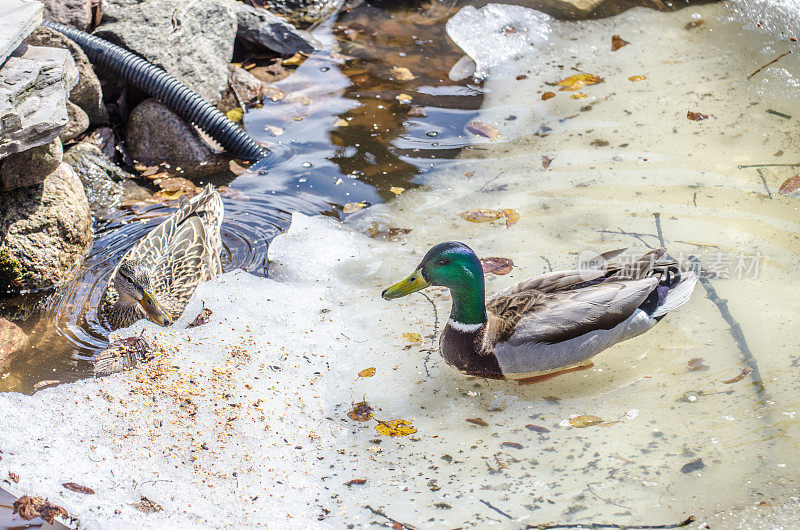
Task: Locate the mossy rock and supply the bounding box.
[0,248,31,295]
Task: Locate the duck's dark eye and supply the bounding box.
[437,257,450,266]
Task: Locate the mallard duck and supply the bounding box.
[100,184,223,330]
[382,242,697,382]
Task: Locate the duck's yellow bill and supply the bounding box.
[382,268,430,300]
[140,291,173,326]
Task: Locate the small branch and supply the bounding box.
[747,50,792,80]
[756,168,773,199]
[480,499,513,519]
[766,109,791,119]
[598,228,658,249]
[526,515,695,529]
[364,505,416,529]
[418,292,439,378]
[653,213,665,247]
[738,162,800,168]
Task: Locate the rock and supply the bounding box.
[0,317,27,368]
[459,0,691,20]
[95,0,237,103]
[24,26,109,125]
[126,99,226,177]
[0,44,78,159]
[255,0,344,26]
[229,65,263,104]
[0,139,63,191]
[63,141,149,219]
[0,163,92,291]
[40,0,93,31]
[233,3,317,56]
[0,0,42,65]
[59,101,89,143]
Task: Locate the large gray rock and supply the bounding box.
[0,162,92,291]
[259,0,344,26]
[95,0,237,104]
[0,138,62,191]
[234,3,317,56]
[126,98,226,177]
[40,0,93,31]
[0,318,27,368]
[0,44,78,159]
[24,26,109,125]
[0,0,42,65]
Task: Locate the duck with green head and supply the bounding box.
[383,242,697,382]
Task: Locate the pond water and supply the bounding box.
[1,0,800,528]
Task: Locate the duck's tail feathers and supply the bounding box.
[651,271,697,318]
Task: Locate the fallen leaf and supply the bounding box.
[516,74,528,80]
[358,367,376,378]
[502,208,520,226]
[63,483,94,495]
[402,332,421,344]
[685,20,705,30]
[226,108,243,122]
[459,209,505,223]
[501,441,524,449]
[557,73,603,91]
[133,496,162,513]
[611,34,630,51]
[366,227,412,239]
[465,418,489,426]
[389,186,405,195]
[525,424,551,433]
[8,472,19,483]
[466,121,500,139]
[570,92,588,99]
[542,155,553,169]
[396,93,413,103]
[228,160,248,176]
[628,75,647,81]
[335,118,349,127]
[541,91,556,100]
[218,186,249,201]
[153,177,200,201]
[343,202,367,213]
[347,401,374,422]
[263,87,286,101]
[480,257,514,275]
[687,357,709,372]
[33,380,60,391]
[13,496,68,524]
[407,106,427,117]
[687,111,709,121]
[139,165,160,177]
[778,174,800,195]
[392,66,416,81]
[264,125,284,137]
[282,52,307,66]
[188,307,213,328]
[680,458,704,473]
[569,415,604,428]
[721,367,752,384]
[464,171,474,178]
[375,419,417,437]
[345,478,367,486]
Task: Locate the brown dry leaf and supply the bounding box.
[685,20,705,30]
[343,202,367,213]
[541,91,556,100]
[358,367,376,378]
[347,401,374,421]
[187,307,213,328]
[611,34,630,51]
[140,165,160,177]
[228,160,248,176]
[133,496,162,514]
[502,208,520,227]
[264,125,284,137]
[464,171,474,178]
[13,496,68,524]
[396,93,413,103]
[402,332,422,344]
[366,227,412,239]
[628,75,647,81]
[459,209,505,223]
[525,424,551,433]
[687,111,709,121]
[570,92,588,99]
[33,380,60,391]
[721,367,752,384]
[687,357,709,372]
[542,155,553,169]
[392,66,416,81]
[375,419,417,437]
[778,174,800,195]
[8,472,19,483]
[282,52,307,66]
[345,478,367,486]
[480,257,514,275]
[557,73,603,91]
[569,415,604,428]
[501,441,523,449]
[466,121,500,139]
[226,108,243,122]
[465,418,489,426]
[389,186,405,195]
[63,482,94,495]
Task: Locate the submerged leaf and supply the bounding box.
[459,209,504,223]
[389,186,405,195]
[501,441,524,449]
[542,155,553,169]
[366,227,412,239]
[778,174,800,195]
[465,418,489,426]
[396,93,413,103]
[345,478,367,486]
[525,424,551,433]
[347,401,374,422]
[721,367,752,384]
[358,367,376,378]
[375,419,417,437]
[611,34,630,51]
[541,91,556,100]
[343,202,367,213]
[402,332,422,344]
[392,66,416,81]
[687,357,709,372]
[557,73,603,91]
[63,483,94,495]
[570,92,588,99]
[687,111,709,121]
[481,257,514,275]
[226,108,243,122]
[569,415,604,428]
[628,75,647,81]
[466,121,501,139]
[502,208,520,226]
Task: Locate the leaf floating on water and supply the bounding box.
[392,66,416,81]
[464,171,474,178]
[459,209,505,223]
[133,496,162,514]
[480,257,514,275]
[396,93,413,103]
[375,419,417,437]
[358,367,376,378]
[466,121,501,140]
[502,208,520,226]
[188,307,213,328]
[33,380,60,391]
[343,202,367,213]
[12,496,68,524]
[402,332,422,344]
[345,478,367,486]
[228,160,248,176]
[570,93,588,99]
[389,187,405,195]
[778,174,800,195]
[685,20,705,30]
[611,34,630,51]
[466,418,489,426]
[687,357,709,372]
[569,415,604,428]
[557,73,603,91]
[628,75,647,81]
[226,108,243,122]
[264,125,284,137]
[541,91,556,100]
[501,441,524,449]
[721,367,752,384]
[347,401,374,422]
[334,118,349,127]
[542,155,553,169]
[687,111,709,121]
[63,483,94,495]
[154,177,200,202]
[282,52,307,66]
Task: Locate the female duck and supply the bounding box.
[382,242,696,382]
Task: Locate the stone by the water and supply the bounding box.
[0,0,42,65]
[39,0,93,31]
[0,138,62,192]
[234,2,318,56]
[0,318,27,369]
[59,101,89,143]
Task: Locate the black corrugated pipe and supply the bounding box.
[42,21,270,162]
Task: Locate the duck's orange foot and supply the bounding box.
[515,362,595,385]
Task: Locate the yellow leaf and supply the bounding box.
[466,121,500,140]
[396,93,413,103]
[358,367,376,378]
[459,209,505,223]
[265,125,283,137]
[402,332,421,343]
[226,108,243,122]
[557,73,603,91]
[375,419,417,437]
[628,75,647,81]
[282,52,307,66]
[343,202,367,213]
[389,187,405,195]
[570,93,588,99]
[541,91,556,100]
[392,66,417,81]
[569,415,604,428]
[502,209,519,226]
[335,118,349,127]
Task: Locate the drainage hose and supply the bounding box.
[42,21,270,162]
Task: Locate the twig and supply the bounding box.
[756,168,773,199]
[598,228,657,249]
[477,170,507,191]
[540,256,553,272]
[766,109,791,119]
[419,291,438,378]
[747,50,791,79]
[586,483,631,510]
[364,505,416,529]
[653,213,665,247]
[688,256,765,394]
[738,162,800,168]
[479,499,513,519]
[526,515,695,529]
